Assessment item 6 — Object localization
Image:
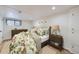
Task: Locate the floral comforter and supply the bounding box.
[9,31,39,54]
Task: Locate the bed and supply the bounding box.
[11,29,28,38]
[10,27,49,54]
[10,29,42,54]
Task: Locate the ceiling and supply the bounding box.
[0,5,78,20]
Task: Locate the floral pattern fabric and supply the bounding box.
[9,31,37,54]
[9,27,49,54]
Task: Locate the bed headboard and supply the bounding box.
[11,29,28,38]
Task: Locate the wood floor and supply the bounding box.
[0,40,71,54]
[41,45,60,54]
[0,40,11,54]
[41,45,72,54]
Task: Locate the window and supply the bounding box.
[6,18,22,26]
[6,18,14,26]
[14,20,21,26]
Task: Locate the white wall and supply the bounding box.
[0,16,3,43]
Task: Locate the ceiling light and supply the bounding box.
[52,6,56,10]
